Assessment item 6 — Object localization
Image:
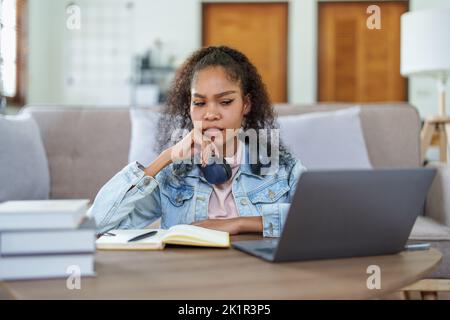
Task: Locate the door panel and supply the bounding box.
[318,1,408,102]
[203,3,288,103]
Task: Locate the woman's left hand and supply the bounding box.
[191,216,263,235]
[191,218,241,235]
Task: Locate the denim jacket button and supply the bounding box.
[143,177,151,186]
[240,198,248,205]
[197,196,205,202]
[268,190,275,200]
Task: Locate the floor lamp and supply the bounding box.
[401,9,450,163]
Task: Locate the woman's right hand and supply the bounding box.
[143,128,217,178]
[169,128,218,166]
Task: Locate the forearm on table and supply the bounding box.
[237,216,263,234]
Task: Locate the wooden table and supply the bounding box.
[0,234,442,300]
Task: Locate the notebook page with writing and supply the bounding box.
[96,225,230,250]
[96,229,168,250]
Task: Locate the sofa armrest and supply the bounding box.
[425,162,450,227]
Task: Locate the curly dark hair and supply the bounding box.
[156,45,295,175]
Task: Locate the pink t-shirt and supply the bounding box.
[208,140,243,219]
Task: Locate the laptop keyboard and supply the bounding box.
[254,240,279,254]
[255,247,276,254]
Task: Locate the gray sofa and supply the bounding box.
[22,103,450,281]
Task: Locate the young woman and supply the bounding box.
[90,46,306,237]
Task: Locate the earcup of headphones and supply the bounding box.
[200,159,232,185]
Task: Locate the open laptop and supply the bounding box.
[232,168,436,262]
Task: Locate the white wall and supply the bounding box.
[27,0,450,117]
[289,0,317,105]
[27,0,319,106]
[27,0,199,105]
[27,0,56,103]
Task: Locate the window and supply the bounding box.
[1,0,25,104]
[64,0,134,106]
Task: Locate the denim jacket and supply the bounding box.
[90,144,306,238]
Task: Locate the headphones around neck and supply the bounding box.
[199,157,232,185]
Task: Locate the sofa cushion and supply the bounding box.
[409,216,450,241]
[23,106,131,200]
[408,217,450,279]
[278,107,372,169]
[408,239,450,279]
[0,113,50,202]
[425,162,450,227]
[274,103,421,168]
[128,108,160,167]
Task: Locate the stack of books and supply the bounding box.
[0,199,96,280]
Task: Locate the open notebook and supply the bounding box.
[96,224,230,250]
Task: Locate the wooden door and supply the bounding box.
[203,2,288,103]
[318,1,408,102]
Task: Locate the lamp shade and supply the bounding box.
[401,8,450,77]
